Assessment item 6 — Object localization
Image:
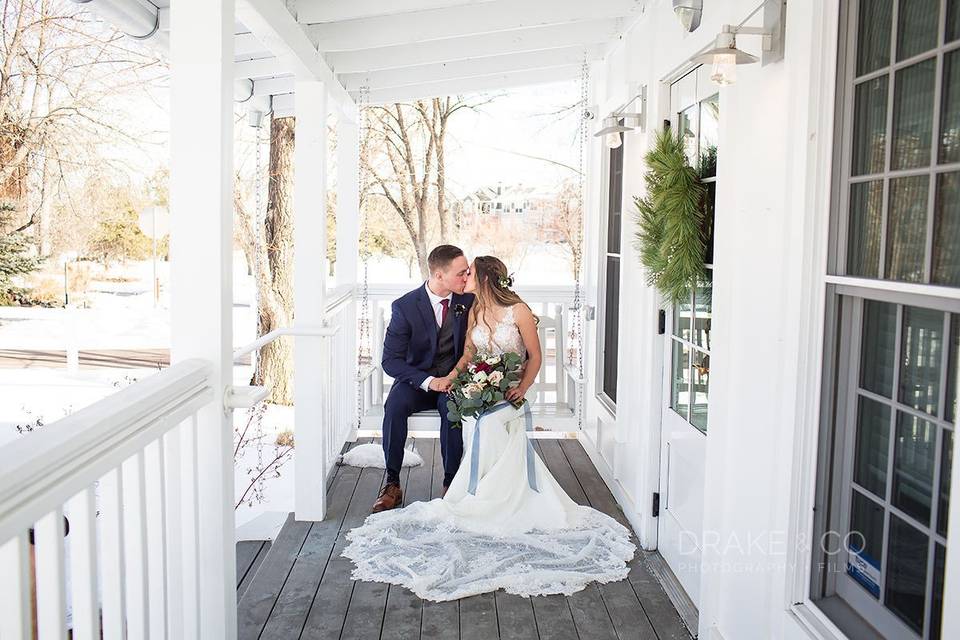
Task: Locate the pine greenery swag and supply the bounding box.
[633,128,707,304]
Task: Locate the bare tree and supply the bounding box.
[0,0,163,252]
[362,97,488,278]
[543,179,583,279]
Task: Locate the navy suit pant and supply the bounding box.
[382,383,463,487]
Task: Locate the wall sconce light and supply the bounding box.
[594,117,631,149]
[689,0,786,86]
[593,85,647,149]
[672,0,703,32]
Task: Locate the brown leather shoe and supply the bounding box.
[372,483,403,513]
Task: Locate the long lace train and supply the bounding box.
[342,500,635,601]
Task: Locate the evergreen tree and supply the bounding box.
[0,203,42,303]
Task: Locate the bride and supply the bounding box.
[342,256,635,601]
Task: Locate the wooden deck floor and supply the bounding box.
[237,437,692,640]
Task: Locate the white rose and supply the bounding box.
[473,371,488,383]
[485,356,501,366]
[461,383,478,398]
[488,370,504,385]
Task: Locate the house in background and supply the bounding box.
[462,182,554,216]
[1,2,958,640]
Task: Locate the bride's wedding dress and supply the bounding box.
[342,304,635,601]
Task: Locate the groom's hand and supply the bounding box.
[429,377,452,393]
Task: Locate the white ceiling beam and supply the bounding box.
[324,19,624,73]
[340,44,604,92]
[253,76,295,96]
[235,32,269,57]
[271,93,295,118]
[305,0,644,51]
[236,0,355,117]
[234,56,285,79]
[294,0,497,23]
[358,64,582,104]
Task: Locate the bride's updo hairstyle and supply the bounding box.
[470,256,538,336]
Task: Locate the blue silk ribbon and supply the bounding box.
[466,401,539,496]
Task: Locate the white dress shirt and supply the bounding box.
[421,282,453,392]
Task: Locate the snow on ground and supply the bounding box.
[0,252,293,541]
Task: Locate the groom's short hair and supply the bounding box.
[428,245,464,273]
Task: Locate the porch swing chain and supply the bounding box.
[574,56,588,432]
[253,115,265,498]
[356,82,372,432]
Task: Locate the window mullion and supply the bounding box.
[879,303,904,604]
[926,42,945,282]
[880,2,901,279]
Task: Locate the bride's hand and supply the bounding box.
[505,383,528,403]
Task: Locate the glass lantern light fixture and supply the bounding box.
[594,117,631,149]
[593,85,647,149]
[691,25,759,85]
[689,0,786,86]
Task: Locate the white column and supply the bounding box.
[336,105,360,286]
[169,1,235,638]
[335,106,361,436]
[293,80,329,521]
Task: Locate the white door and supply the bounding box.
[656,67,718,606]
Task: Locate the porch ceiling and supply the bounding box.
[92,0,646,113]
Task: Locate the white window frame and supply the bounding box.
[787,2,960,639]
[596,123,624,414]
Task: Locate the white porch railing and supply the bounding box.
[0,359,215,640]
[232,284,358,519]
[357,284,583,430]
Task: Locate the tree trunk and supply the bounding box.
[251,116,295,405]
[36,153,56,256]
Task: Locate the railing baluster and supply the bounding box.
[67,486,101,640]
[99,467,126,640]
[35,508,67,639]
[122,453,149,638]
[180,415,201,640]
[163,426,184,640]
[0,361,213,640]
[144,439,168,637]
[0,531,32,639]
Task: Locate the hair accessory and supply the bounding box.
[497,273,515,289]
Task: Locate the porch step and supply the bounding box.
[236,540,271,602]
[237,513,313,630]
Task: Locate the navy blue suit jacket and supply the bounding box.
[381,285,475,389]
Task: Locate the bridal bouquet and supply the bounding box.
[446,352,525,429]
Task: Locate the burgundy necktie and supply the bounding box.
[440,299,449,326]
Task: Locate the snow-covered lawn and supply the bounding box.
[0,252,297,541]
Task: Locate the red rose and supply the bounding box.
[475,362,493,374]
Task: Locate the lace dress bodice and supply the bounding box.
[470,304,526,357]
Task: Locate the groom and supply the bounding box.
[373,245,475,512]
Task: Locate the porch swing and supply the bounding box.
[352,63,590,436]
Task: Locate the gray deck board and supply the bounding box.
[380,439,433,640]
[494,592,538,640]
[420,437,461,640]
[238,436,690,640]
[558,440,689,640]
[236,541,271,603]
[530,595,579,640]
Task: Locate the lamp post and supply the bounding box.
[137,205,169,307]
[59,251,78,307]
